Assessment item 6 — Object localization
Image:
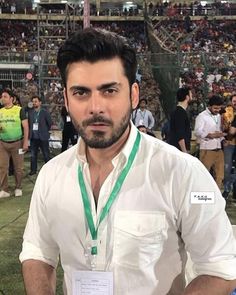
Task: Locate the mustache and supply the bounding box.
[82,115,113,127]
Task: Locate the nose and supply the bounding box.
[89,91,104,115]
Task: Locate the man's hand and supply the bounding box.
[207,131,226,139]
[22,141,29,152]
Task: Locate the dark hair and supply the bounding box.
[1,88,15,98]
[176,87,191,102]
[31,95,42,102]
[139,98,148,104]
[13,94,22,106]
[57,28,137,88]
[208,95,223,106]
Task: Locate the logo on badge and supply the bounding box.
[190,192,215,204]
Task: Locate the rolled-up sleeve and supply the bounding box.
[19,168,59,267]
[178,158,236,280]
[194,114,209,139]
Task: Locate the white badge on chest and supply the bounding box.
[139,119,144,125]
[72,271,113,295]
[66,115,71,122]
[33,123,39,131]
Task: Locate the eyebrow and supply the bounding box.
[69,82,121,93]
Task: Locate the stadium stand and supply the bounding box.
[0,1,235,128]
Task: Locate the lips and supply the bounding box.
[91,122,109,126]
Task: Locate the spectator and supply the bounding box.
[28,95,52,175]
[194,95,225,189]
[60,105,78,152]
[222,94,236,199]
[132,98,155,131]
[0,88,29,198]
[169,87,192,153]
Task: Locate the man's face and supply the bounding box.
[32,98,41,109]
[209,105,222,115]
[231,96,236,110]
[1,92,13,107]
[64,57,139,149]
[139,100,147,109]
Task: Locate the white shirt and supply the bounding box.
[194,108,223,150]
[132,108,155,129]
[20,123,236,295]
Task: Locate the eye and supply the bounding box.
[103,88,118,96]
[73,89,89,97]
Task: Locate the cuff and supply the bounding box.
[19,240,59,268]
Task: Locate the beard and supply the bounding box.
[69,106,132,149]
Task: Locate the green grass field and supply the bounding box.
[0,151,63,295]
[0,151,236,295]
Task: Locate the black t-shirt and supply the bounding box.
[169,106,191,151]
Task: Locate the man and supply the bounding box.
[0,89,28,198]
[28,95,52,175]
[169,87,192,153]
[222,94,236,199]
[60,105,78,152]
[20,29,236,295]
[229,115,236,135]
[194,95,225,189]
[132,98,155,131]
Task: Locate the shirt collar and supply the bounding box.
[76,121,139,167]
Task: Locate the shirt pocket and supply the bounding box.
[113,211,167,269]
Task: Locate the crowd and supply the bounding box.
[148,1,236,17]
[153,17,236,124]
[1,0,236,17]
[0,20,161,129]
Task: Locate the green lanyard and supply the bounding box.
[78,131,141,256]
[34,109,41,123]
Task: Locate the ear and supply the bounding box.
[131,82,139,110]
[63,88,69,112]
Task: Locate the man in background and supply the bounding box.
[194,95,225,189]
[222,94,236,199]
[28,95,52,175]
[169,87,192,153]
[0,88,28,198]
[60,105,78,152]
[132,98,155,131]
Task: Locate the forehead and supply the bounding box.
[2,92,12,98]
[66,58,126,86]
[211,105,221,108]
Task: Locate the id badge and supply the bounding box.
[72,271,113,295]
[33,123,39,131]
[66,115,71,122]
[139,119,144,125]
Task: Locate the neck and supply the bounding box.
[5,103,13,109]
[178,101,188,110]
[140,107,145,111]
[86,126,130,167]
[34,107,40,111]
